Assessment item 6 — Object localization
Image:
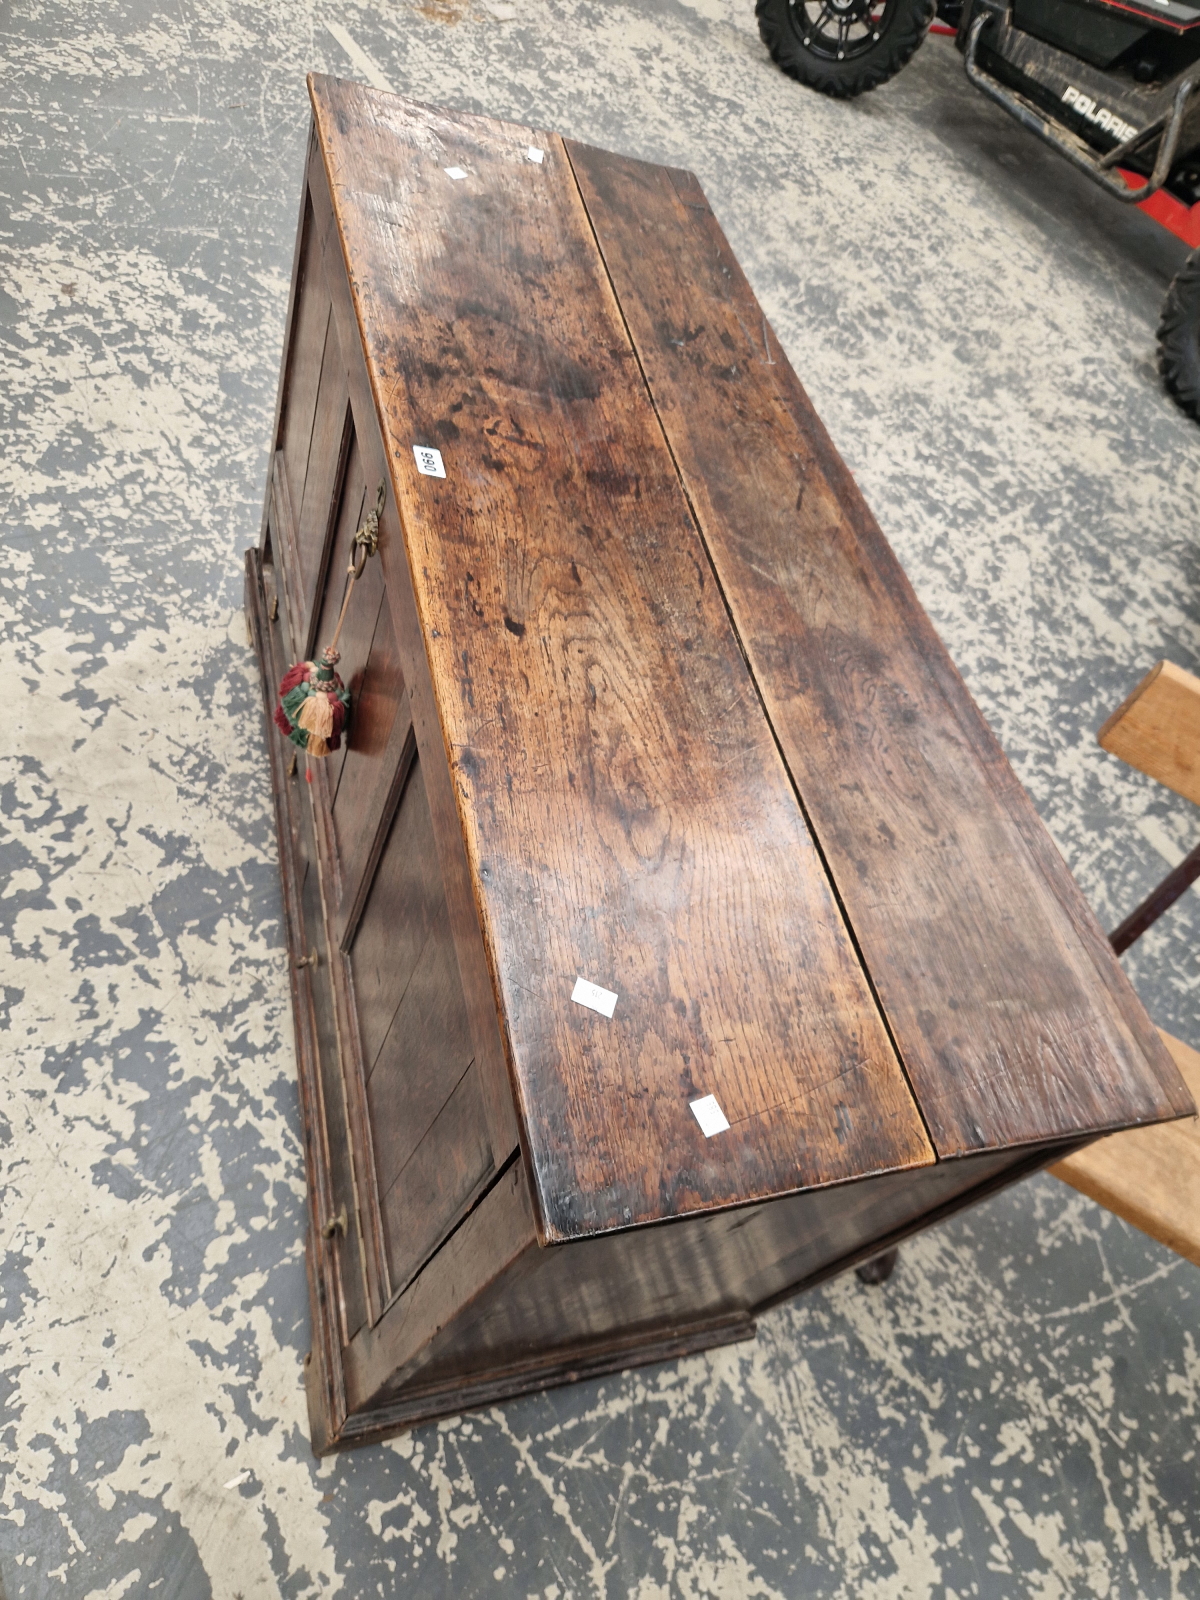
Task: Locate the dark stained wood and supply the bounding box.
[397,1144,1044,1392]
[277,191,330,536]
[308,75,936,1244]
[367,895,478,1192]
[248,81,1195,1455]
[306,426,387,799]
[349,757,448,1071]
[563,140,1193,1155]
[268,453,303,652]
[336,708,416,950]
[331,590,405,871]
[246,546,370,1359]
[297,375,353,659]
[342,1130,1078,1432]
[378,1062,494,1296]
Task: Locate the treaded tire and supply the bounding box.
[756,0,935,98]
[1158,249,1200,422]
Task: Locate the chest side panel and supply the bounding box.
[309,76,935,1240]
[564,142,1191,1155]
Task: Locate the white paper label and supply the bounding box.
[443,165,468,181]
[413,445,446,478]
[571,976,618,1019]
[526,146,544,164]
[690,1094,730,1137]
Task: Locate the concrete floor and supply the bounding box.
[2,1,1199,1595]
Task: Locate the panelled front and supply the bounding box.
[271,155,499,1327]
[254,533,370,1345]
[347,753,493,1297]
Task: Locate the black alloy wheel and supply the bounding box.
[757,0,936,98]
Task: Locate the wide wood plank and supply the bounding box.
[564,141,1192,1157]
[309,75,935,1241]
[305,138,522,1175]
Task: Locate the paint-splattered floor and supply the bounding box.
[2,1,1199,1595]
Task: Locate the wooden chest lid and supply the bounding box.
[307,76,1191,1242]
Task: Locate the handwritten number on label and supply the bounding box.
[572,976,617,1019]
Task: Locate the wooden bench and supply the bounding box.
[1049,662,1200,1265]
[1099,660,1200,952]
[1051,1031,1200,1267]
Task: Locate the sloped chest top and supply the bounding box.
[304,75,1189,1244]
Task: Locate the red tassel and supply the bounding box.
[306,767,313,784]
[279,661,308,696]
[273,705,291,735]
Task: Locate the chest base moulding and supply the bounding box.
[245,75,1193,1454]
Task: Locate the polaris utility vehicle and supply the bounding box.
[756,0,1200,419]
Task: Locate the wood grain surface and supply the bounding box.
[309,75,936,1240]
[563,140,1192,1158]
[1098,659,1200,806]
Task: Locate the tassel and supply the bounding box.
[274,653,350,760]
[297,691,334,741]
[271,484,383,764]
[279,661,308,697]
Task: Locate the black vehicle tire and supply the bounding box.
[1158,250,1200,421]
[756,0,935,99]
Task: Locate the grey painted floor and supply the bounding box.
[2,1,1199,1595]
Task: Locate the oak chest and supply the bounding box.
[245,76,1193,1453]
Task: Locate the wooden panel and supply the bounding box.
[249,545,369,1347]
[350,755,447,1071]
[269,452,303,652]
[307,427,393,802]
[564,140,1192,1158]
[377,1140,1061,1403]
[294,343,353,656]
[366,895,477,1194]
[1098,659,1200,806]
[308,75,935,1243]
[378,1063,494,1296]
[1050,1030,1200,1267]
[277,192,331,529]
[331,593,405,865]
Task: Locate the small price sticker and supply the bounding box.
[690,1095,730,1137]
[413,445,446,478]
[526,146,544,164]
[571,976,617,1019]
[444,166,467,181]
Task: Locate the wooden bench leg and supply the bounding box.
[855,1247,899,1285]
[1109,840,1200,954]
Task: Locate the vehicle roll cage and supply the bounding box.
[962,1,1199,204]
